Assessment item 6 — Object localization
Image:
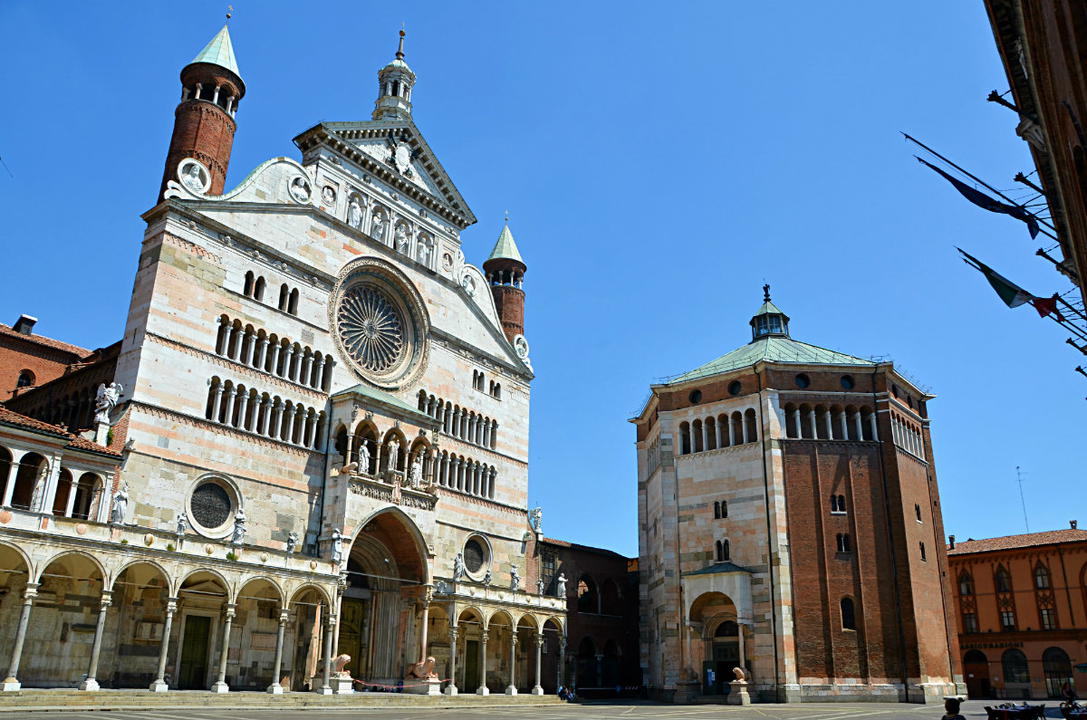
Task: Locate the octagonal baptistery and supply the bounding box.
[632,289,963,704]
[51,26,568,695]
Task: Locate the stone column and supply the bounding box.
[211,603,236,693]
[313,357,326,389]
[301,353,313,386]
[595,653,603,688]
[210,383,225,423]
[728,420,736,446]
[244,332,256,365]
[531,633,544,695]
[869,412,879,441]
[267,610,288,694]
[1,583,37,691]
[418,596,431,662]
[270,343,282,376]
[316,613,335,694]
[1,459,19,508]
[224,387,237,426]
[256,338,269,369]
[444,625,458,695]
[557,635,566,692]
[476,631,489,695]
[505,632,518,695]
[150,597,178,692]
[236,391,250,430]
[854,411,864,441]
[737,621,746,673]
[63,475,78,517]
[285,347,297,382]
[79,591,112,690]
[701,422,708,451]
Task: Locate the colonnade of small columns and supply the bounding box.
[678,408,758,456]
[182,82,238,116]
[205,377,326,450]
[782,402,879,441]
[443,614,564,696]
[215,315,334,392]
[891,413,925,458]
[418,391,498,451]
[435,451,496,500]
[0,448,108,521]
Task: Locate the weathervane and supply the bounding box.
[763,283,771,303]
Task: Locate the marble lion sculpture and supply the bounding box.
[332,654,351,676]
[406,656,438,679]
[732,666,747,682]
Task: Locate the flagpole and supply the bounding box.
[903,133,1057,236]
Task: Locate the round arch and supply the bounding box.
[111,558,171,590]
[347,506,430,584]
[174,567,233,602]
[37,549,106,585]
[286,582,333,609]
[238,575,286,606]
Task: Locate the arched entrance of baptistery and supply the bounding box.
[689,591,743,696]
[338,508,429,686]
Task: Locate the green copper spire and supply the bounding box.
[487,221,524,264]
[190,24,240,78]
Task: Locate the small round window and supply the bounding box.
[688,389,702,404]
[464,536,488,574]
[795,373,811,389]
[728,380,742,396]
[840,375,855,390]
[188,479,238,536]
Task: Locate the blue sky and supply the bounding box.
[1,2,1081,557]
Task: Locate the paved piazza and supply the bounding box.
[0,702,990,720]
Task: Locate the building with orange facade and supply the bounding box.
[948,525,1087,700]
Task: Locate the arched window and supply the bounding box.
[278,284,289,311]
[836,533,851,553]
[958,572,974,596]
[244,270,254,296]
[576,576,598,613]
[679,422,691,455]
[15,370,34,388]
[919,542,927,561]
[1043,647,1073,698]
[719,499,727,518]
[254,276,266,301]
[288,288,299,315]
[713,501,720,519]
[744,408,758,443]
[840,597,856,630]
[1034,563,1051,589]
[1002,648,1030,684]
[995,566,1012,593]
[830,494,846,513]
[715,540,731,561]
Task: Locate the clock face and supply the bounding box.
[395,144,412,174]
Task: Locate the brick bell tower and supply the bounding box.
[482,220,527,344]
[158,23,245,201]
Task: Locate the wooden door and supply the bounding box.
[338,599,366,678]
[178,615,211,689]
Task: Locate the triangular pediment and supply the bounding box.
[294,120,476,230]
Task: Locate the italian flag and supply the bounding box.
[957,248,1063,320]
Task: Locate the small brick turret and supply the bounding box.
[158,24,245,202]
[482,222,527,345]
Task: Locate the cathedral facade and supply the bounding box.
[0,25,564,694]
[633,292,964,704]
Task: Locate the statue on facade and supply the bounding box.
[348,197,363,229]
[408,455,423,489]
[371,212,386,242]
[175,513,189,536]
[387,437,401,473]
[537,578,545,596]
[510,565,520,592]
[556,572,567,598]
[530,507,543,533]
[181,162,207,193]
[286,531,299,554]
[453,552,466,581]
[330,528,344,566]
[395,223,410,254]
[110,482,129,525]
[357,441,370,474]
[417,241,430,266]
[230,508,247,545]
[482,570,492,586]
[94,382,123,425]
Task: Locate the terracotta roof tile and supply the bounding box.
[0,324,90,357]
[0,406,120,458]
[947,528,1087,556]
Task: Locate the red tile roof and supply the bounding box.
[0,323,90,357]
[541,537,630,559]
[0,406,120,458]
[947,528,1087,556]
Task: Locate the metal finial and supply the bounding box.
[396,27,406,60]
[226,4,233,20]
[504,209,509,223]
[763,284,771,303]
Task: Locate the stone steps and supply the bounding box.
[0,689,563,712]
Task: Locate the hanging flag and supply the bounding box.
[1029,293,1064,321]
[958,247,1034,307]
[919,157,1040,238]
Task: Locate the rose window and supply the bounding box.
[337,285,406,373]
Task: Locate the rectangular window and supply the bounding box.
[1000,610,1016,630]
[962,612,978,633]
[1040,607,1058,630]
[920,542,927,561]
[541,553,556,593]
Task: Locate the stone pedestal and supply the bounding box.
[408,678,442,696]
[78,678,100,692]
[530,685,544,695]
[444,684,458,696]
[149,679,169,693]
[1,679,20,692]
[313,686,333,695]
[476,686,490,696]
[728,681,751,705]
[266,682,284,695]
[331,676,354,694]
[504,685,518,696]
[210,681,230,694]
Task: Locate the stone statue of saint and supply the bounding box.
[94,382,122,425]
[510,565,520,592]
[371,213,386,242]
[530,507,543,533]
[452,552,466,581]
[388,437,401,472]
[556,572,567,598]
[537,578,545,595]
[110,482,129,525]
[395,223,410,253]
[417,241,431,265]
[408,456,423,488]
[176,513,189,536]
[348,197,363,229]
[358,442,370,474]
[290,177,311,203]
[286,531,299,554]
[482,570,492,586]
[181,162,206,192]
[461,274,476,298]
[230,508,247,545]
[330,528,344,566]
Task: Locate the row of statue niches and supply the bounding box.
[450,554,567,597]
[346,195,435,266]
[108,486,303,553]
